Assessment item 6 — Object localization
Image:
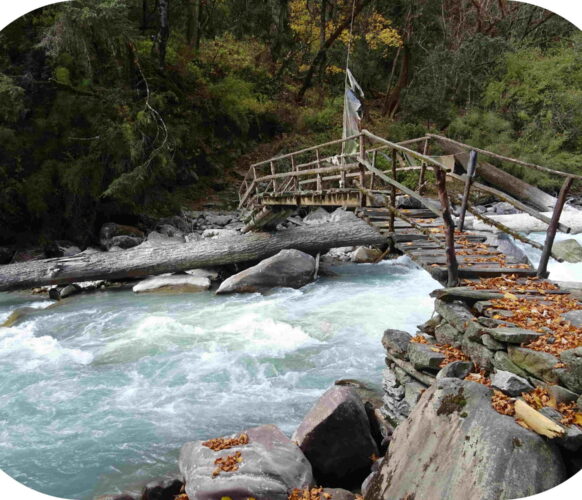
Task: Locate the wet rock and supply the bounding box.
[494,202,519,215]
[404,380,426,407]
[157,224,184,239]
[217,249,315,294]
[407,342,445,371]
[292,386,378,487]
[323,246,356,263]
[365,378,567,500]
[44,241,82,258]
[435,299,474,331]
[133,275,210,293]
[100,223,144,250]
[562,310,582,327]
[508,347,560,383]
[330,208,359,223]
[381,329,411,359]
[204,213,234,226]
[557,347,582,393]
[578,394,582,410]
[486,327,542,344]
[546,384,579,405]
[352,246,383,263]
[486,232,528,263]
[417,315,441,335]
[436,361,474,380]
[435,322,463,347]
[552,239,582,263]
[462,338,494,372]
[491,370,533,397]
[396,195,422,209]
[141,478,183,500]
[179,424,313,500]
[185,268,219,281]
[49,283,81,300]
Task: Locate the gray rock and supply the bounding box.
[329,208,358,223]
[508,347,560,383]
[435,299,474,331]
[141,478,183,500]
[303,207,329,224]
[435,322,463,347]
[464,320,486,341]
[578,395,582,410]
[322,489,356,500]
[491,370,533,396]
[562,310,582,327]
[558,347,582,393]
[436,361,474,380]
[49,284,81,300]
[381,367,410,425]
[481,333,505,351]
[486,327,543,344]
[133,275,210,293]
[217,249,315,294]
[157,224,185,238]
[552,239,582,263]
[492,351,530,379]
[396,195,422,209]
[100,223,144,249]
[293,386,378,487]
[417,315,441,335]
[94,495,135,500]
[184,232,202,243]
[352,246,383,263]
[185,268,219,281]
[494,202,519,215]
[204,213,234,226]
[462,338,494,372]
[366,379,567,500]
[407,342,445,371]
[381,329,411,359]
[539,407,582,452]
[180,424,313,500]
[404,380,426,408]
[546,384,579,405]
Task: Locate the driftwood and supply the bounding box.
[514,400,565,439]
[434,137,557,211]
[0,220,386,292]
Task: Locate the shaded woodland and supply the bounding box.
[0,0,580,246]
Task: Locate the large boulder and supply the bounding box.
[133,275,210,293]
[292,386,378,488]
[352,246,383,263]
[552,239,582,263]
[216,249,316,294]
[365,379,567,500]
[508,346,560,383]
[381,329,411,359]
[407,342,445,371]
[179,425,313,500]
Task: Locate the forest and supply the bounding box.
[0,0,580,247]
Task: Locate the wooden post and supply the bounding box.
[389,149,397,233]
[270,161,278,192]
[418,138,429,194]
[359,133,366,161]
[537,176,574,278]
[457,150,478,231]
[315,149,322,191]
[291,156,297,192]
[434,166,459,287]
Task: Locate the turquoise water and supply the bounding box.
[0,258,439,499]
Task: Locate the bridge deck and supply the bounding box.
[356,207,537,284]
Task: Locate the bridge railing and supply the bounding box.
[238,130,579,282]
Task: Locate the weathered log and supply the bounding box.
[514,399,565,439]
[0,221,386,291]
[434,136,557,211]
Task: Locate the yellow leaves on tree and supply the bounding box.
[289,0,401,62]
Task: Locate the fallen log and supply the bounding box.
[433,136,558,211]
[0,220,386,291]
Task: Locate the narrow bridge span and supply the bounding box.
[238,131,580,286]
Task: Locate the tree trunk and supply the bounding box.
[186,0,200,48]
[156,0,170,69]
[297,0,372,102]
[436,138,557,211]
[0,221,386,291]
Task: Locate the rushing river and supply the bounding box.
[0,257,439,500]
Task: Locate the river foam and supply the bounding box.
[0,258,438,499]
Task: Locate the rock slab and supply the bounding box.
[179,424,313,500]
[133,275,210,293]
[217,249,315,294]
[365,379,566,500]
[293,386,378,487]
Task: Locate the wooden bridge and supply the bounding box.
[238,130,581,286]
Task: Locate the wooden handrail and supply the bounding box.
[427,134,582,181]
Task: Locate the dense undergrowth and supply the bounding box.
[0,0,580,247]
